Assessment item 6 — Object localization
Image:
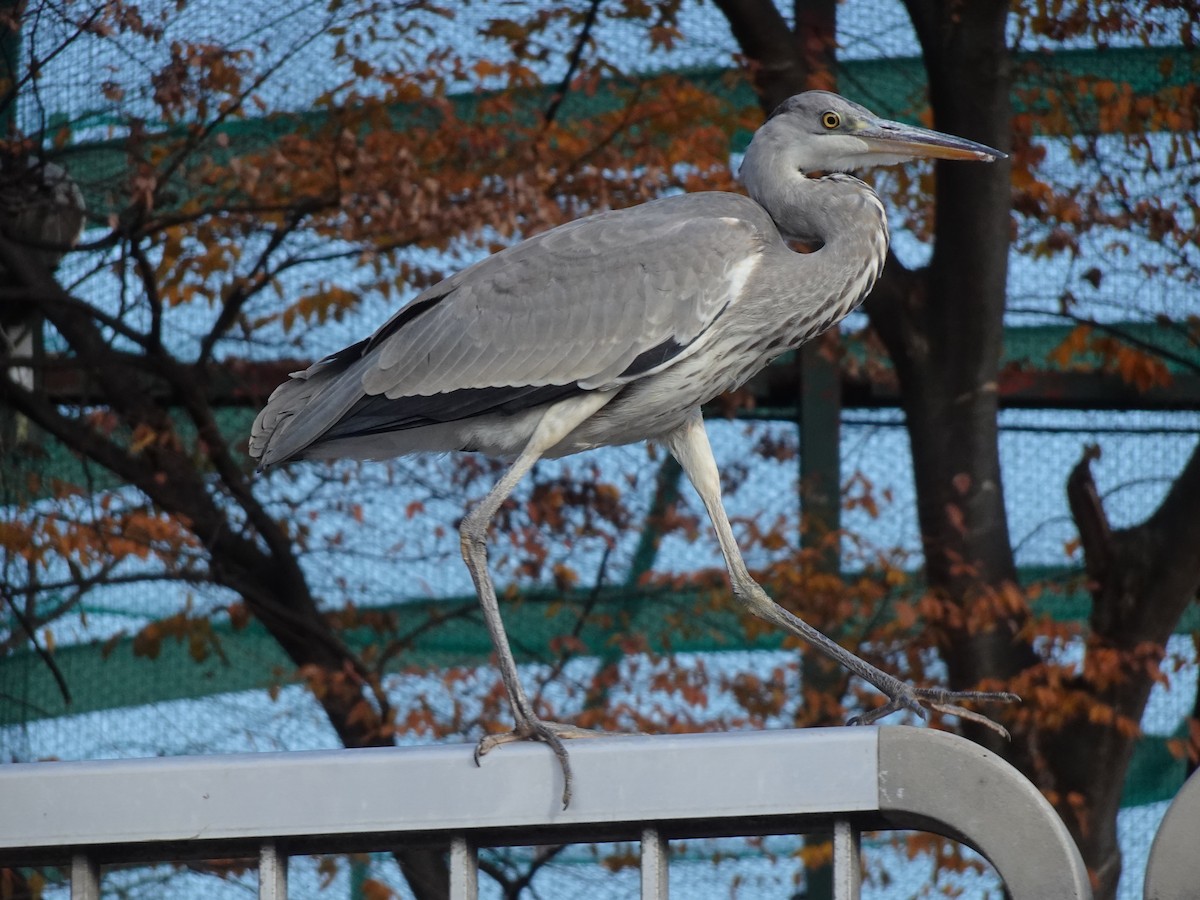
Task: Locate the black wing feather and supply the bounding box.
[321,383,585,440]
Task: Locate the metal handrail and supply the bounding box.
[1144,765,1200,900]
[0,726,1092,899]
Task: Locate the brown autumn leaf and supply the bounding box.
[944,502,967,537]
[360,879,395,900]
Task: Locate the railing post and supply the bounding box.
[450,836,479,900]
[1144,766,1200,899]
[259,841,287,900]
[70,854,99,900]
[640,827,669,899]
[831,819,861,900]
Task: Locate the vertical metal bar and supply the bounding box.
[259,841,287,900]
[70,854,100,900]
[625,456,682,585]
[449,836,479,900]
[797,337,845,900]
[831,819,861,900]
[640,827,669,899]
[798,337,842,564]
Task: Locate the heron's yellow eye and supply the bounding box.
[821,111,841,130]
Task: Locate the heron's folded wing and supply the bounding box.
[360,192,767,398]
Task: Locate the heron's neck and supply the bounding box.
[740,127,890,252]
[740,133,890,327]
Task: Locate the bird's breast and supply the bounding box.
[551,328,777,453]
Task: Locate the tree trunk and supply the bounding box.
[713,0,836,110]
[869,0,1037,749]
[1049,443,1200,897]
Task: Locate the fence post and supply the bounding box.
[70,854,99,900]
[259,842,287,900]
[640,827,669,899]
[450,836,479,900]
[831,819,861,900]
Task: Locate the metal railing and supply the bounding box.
[1145,762,1200,900]
[0,726,1092,899]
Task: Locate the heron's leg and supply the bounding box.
[664,410,1017,734]
[460,391,620,808]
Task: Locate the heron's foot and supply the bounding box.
[847,683,1020,739]
[474,717,623,809]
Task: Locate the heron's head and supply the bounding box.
[742,91,1004,181]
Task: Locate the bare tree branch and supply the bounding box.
[543,0,602,128]
[1066,444,1113,594]
[2,582,72,706]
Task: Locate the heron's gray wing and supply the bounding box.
[361,192,767,398]
[251,192,769,463]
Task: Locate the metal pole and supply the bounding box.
[70,854,99,900]
[259,842,287,900]
[640,827,669,899]
[449,836,479,900]
[831,819,861,900]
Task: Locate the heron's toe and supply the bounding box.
[847,685,1018,733]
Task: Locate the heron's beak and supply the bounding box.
[856,118,1005,162]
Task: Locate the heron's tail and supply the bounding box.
[248,340,370,469]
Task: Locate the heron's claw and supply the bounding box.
[847,685,1019,739]
[474,718,623,809]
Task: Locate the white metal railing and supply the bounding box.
[1144,762,1200,900]
[0,726,1093,899]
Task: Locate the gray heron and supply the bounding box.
[250,91,1018,806]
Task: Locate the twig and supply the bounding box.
[1,584,72,707]
[542,0,602,128]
